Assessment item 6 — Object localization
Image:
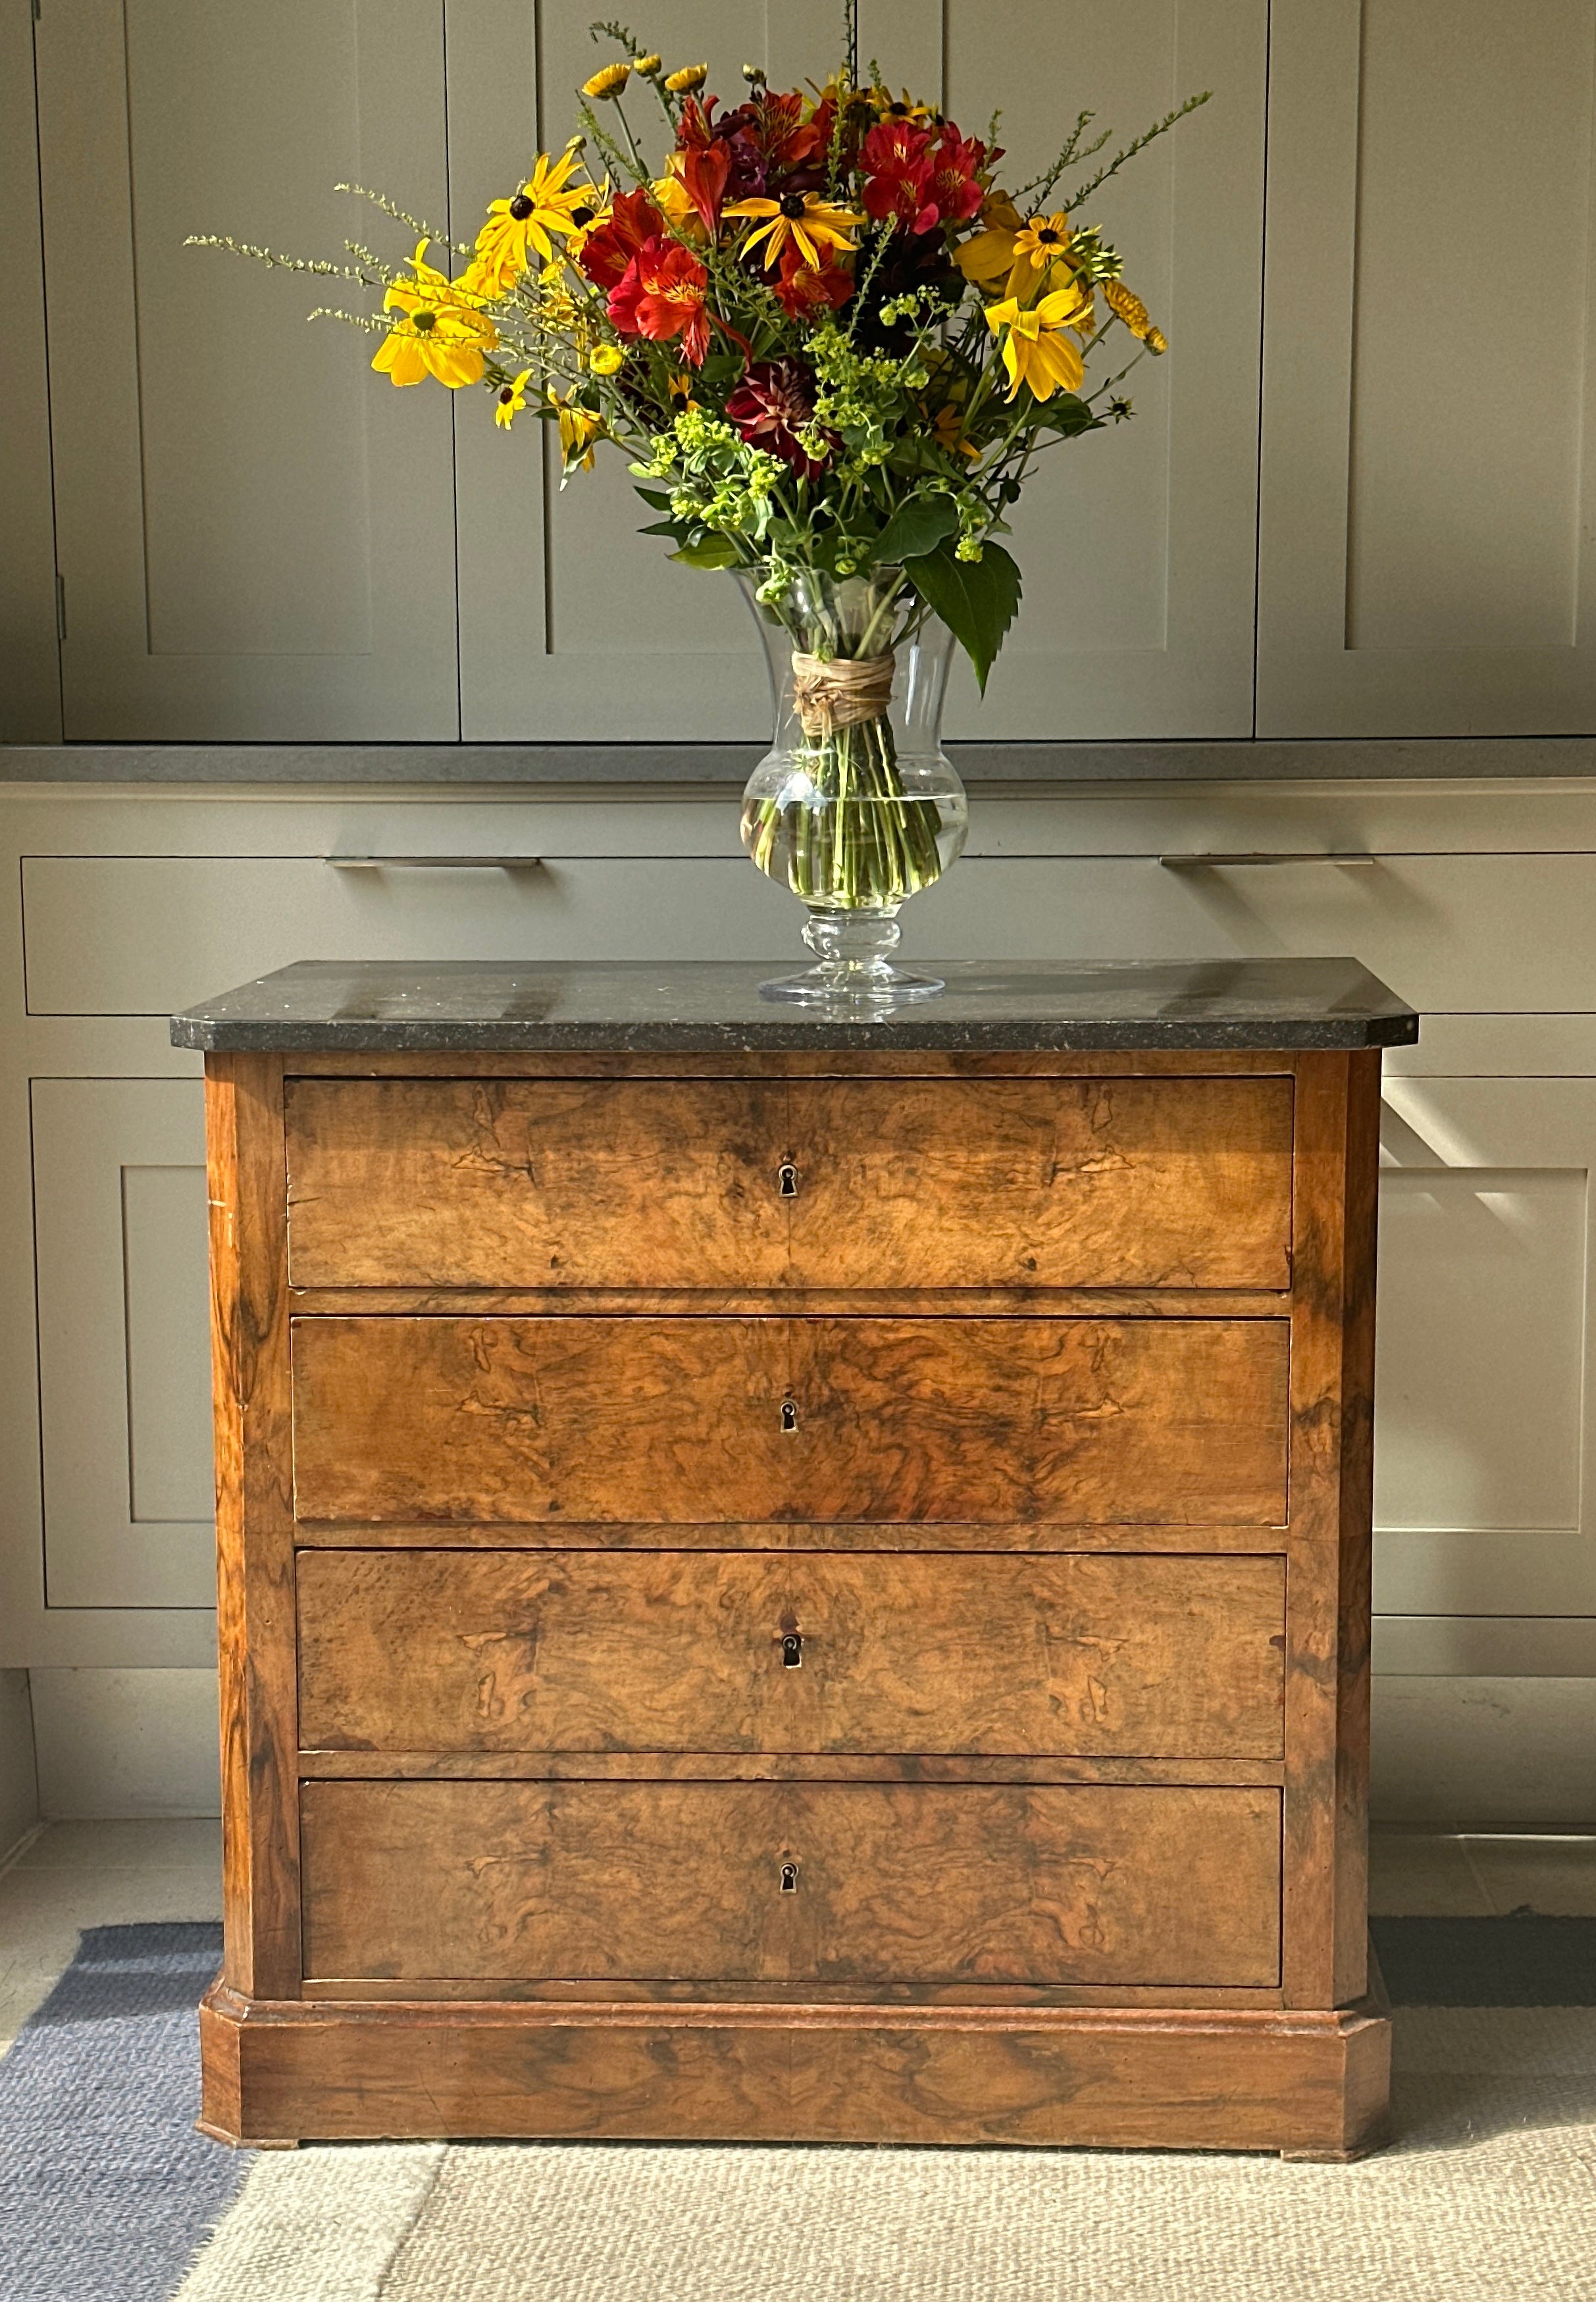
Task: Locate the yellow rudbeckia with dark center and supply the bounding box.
[494,368,532,429]
[957,199,1076,302]
[467,145,592,295]
[372,240,498,388]
[724,191,862,272]
[986,280,1092,401]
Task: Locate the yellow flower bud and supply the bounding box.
[588,343,624,375]
[582,61,631,100]
[634,53,662,76]
[1146,325,1168,355]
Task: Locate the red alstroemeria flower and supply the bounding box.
[772,252,854,320]
[580,187,666,292]
[725,358,833,478]
[756,91,823,172]
[925,125,987,228]
[679,137,731,229]
[860,119,937,234]
[608,235,711,366]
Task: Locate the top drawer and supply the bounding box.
[284,1075,1294,1291]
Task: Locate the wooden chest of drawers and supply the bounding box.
[179,958,1413,2158]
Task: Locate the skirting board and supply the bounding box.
[199,1983,1392,2159]
[22,1669,1596,1827]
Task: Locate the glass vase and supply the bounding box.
[737,565,968,1009]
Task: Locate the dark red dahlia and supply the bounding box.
[725,359,833,478]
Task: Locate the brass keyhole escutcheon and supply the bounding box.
[781,1398,798,1433]
[780,1861,799,1893]
[777,1160,800,1198]
[781,1632,802,1668]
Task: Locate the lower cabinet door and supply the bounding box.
[296,1549,1287,1761]
[299,1780,1282,1990]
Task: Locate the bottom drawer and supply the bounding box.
[300,1780,1281,1989]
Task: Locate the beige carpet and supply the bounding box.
[174,2010,1596,2301]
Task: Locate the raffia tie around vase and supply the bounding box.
[790,650,896,739]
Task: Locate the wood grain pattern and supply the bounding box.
[296,1549,1287,1759]
[287,1076,785,1289]
[1280,1052,1377,2010]
[296,1752,1287,1788]
[207,1054,299,1999]
[199,1980,1391,2153]
[299,1780,1281,1989]
[288,1316,1290,1526]
[291,1518,1294,1556]
[284,1075,1294,1291]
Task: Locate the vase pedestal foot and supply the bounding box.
[758,963,945,1011]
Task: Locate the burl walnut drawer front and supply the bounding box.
[299,1780,1282,1988]
[290,1316,1289,1525]
[297,1550,1287,1760]
[284,1075,1294,1291]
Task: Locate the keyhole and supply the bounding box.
[781,1398,798,1433]
[780,1861,799,1893]
[781,1632,802,1668]
[778,1161,799,1198]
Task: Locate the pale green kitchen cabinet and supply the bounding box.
[32,0,460,740]
[1257,0,1596,735]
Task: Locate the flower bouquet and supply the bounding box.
[193,14,1205,1004]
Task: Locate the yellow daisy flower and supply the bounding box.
[664,64,707,94]
[467,144,591,294]
[550,386,600,473]
[583,61,631,101]
[634,53,662,76]
[986,280,1092,401]
[494,368,532,429]
[957,199,1074,302]
[724,192,862,272]
[371,241,497,390]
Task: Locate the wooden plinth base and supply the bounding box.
[199,1980,1391,2158]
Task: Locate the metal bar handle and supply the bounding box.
[1157,852,1376,869]
[324,855,544,870]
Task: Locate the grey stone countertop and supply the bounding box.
[170,957,1419,1054]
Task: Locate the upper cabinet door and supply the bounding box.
[450,1,1267,741]
[34,1,459,740]
[1258,0,1596,736]
[941,0,1265,741]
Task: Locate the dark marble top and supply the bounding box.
[170,958,1419,1053]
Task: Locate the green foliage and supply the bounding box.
[909,542,1023,692]
[872,494,959,563]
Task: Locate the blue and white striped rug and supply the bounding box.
[3,1922,1595,2301]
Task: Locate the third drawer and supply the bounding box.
[296,1549,1287,1760]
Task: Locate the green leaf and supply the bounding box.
[908,543,1023,692]
[1040,393,1102,436]
[872,494,960,565]
[634,488,675,512]
[669,533,741,571]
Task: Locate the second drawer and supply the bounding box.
[297,1550,1287,1760]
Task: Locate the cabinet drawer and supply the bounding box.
[299,1780,1281,1987]
[290,1316,1290,1527]
[296,1550,1287,1760]
[284,1075,1295,1291]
